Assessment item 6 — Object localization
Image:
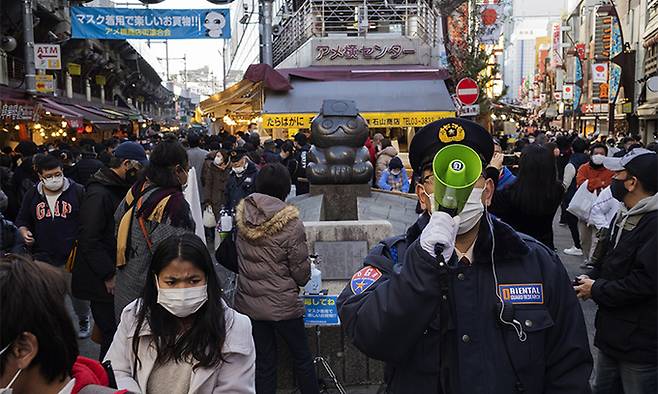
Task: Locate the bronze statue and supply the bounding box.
[306,100,374,184]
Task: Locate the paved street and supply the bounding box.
[74,211,600,392]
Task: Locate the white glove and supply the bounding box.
[420,212,461,263]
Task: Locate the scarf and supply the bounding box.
[116,180,192,267]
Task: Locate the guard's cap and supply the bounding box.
[229,147,247,162]
[408,118,494,174]
[114,141,148,166]
[603,148,657,192]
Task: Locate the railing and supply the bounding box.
[272,0,441,66]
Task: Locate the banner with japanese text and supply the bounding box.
[71,7,231,40]
[263,111,455,129]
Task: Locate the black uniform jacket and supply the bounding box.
[338,213,593,394]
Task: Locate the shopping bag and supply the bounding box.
[203,206,216,228]
[567,180,597,221]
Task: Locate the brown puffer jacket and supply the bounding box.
[375,146,398,182]
[234,193,311,321]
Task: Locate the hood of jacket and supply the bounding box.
[612,193,658,247]
[235,193,299,241]
[71,356,110,393]
[88,167,130,189]
[377,146,398,158]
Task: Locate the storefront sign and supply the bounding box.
[458,104,480,117]
[67,63,81,76]
[262,111,455,129]
[0,101,35,121]
[594,14,612,59]
[71,7,231,40]
[34,44,61,70]
[575,43,586,60]
[622,102,633,113]
[608,63,621,103]
[95,75,106,86]
[35,75,55,93]
[563,85,573,100]
[591,63,608,83]
[303,295,340,326]
[479,3,503,44]
[581,103,610,114]
[312,38,427,66]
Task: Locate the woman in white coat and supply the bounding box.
[105,234,255,394]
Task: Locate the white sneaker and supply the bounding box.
[563,247,583,256]
[78,319,91,339]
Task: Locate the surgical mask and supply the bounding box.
[0,342,22,393]
[391,169,401,176]
[423,187,484,234]
[156,277,208,318]
[591,154,605,165]
[233,163,247,175]
[42,175,64,191]
[610,177,630,202]
[214,155,223,166]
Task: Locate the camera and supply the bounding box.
[502,154,519,167]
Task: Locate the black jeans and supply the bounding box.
[251,317,319,394]
[564,210,581,249]
[90,300,116,360]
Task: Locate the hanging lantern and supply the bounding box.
[84,124,93,133]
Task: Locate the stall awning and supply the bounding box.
[262,79,454,129]
[637,102,658,118]
[37,98,84,126]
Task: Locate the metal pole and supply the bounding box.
[165,40,170,80]
[221,42,227,89]
[261,0,273,66]
[22,0,36,94]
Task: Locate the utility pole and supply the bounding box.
[261,0,273,66]
[22,0,36,93]
[165,40,169,80]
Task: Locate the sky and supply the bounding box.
[111,0,231,80]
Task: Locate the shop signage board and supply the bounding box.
[458,104,480,117]
[303,295,340,326]
[35,74,55,93]
[592,63,608,83]
[0,101,36,121]
[456,78,479,105]
[551,23,562,66]
[95,75,106,86]
[67,63,81,76]
[580,103,610,114]
[478,2,503,44]
[34,44,61,70]
[563,85,573,100]
[262,111,455,129]
[71,7,231,40]
[311,38,427,66]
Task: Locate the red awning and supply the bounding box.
[244,64,292,91]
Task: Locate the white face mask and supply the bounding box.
[391,169,401,176]
[0,343,21,393]
[423,187,485,235]
[233,163,247,175]
[155,277,208,318]
[42,175,64,191]
[591,154,605,165]
[214,155,223,166]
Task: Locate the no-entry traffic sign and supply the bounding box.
[456,78,479,106]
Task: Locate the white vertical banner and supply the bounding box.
[551,23,562,66]
[563,84,574,100]
[591,63,609,83]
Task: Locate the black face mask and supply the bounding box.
[125,168,139,185]
[589,159,604,169]
[610,178,630,202]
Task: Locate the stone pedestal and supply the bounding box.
[309,184,371,221]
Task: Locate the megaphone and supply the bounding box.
[431,144,482,216]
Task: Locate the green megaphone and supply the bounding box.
[432,144,482,216]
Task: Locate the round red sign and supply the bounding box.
[456,78,479,106]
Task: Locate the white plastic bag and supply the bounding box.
[203,205,216,228]
[567,180,597,221]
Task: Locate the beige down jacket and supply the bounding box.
[234,193,311,321]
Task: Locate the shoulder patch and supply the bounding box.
[350,266,382,295]
[498,283,544,304]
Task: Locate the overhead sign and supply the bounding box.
[35,74,55,93]
[456,78,479,105]
[95,75,106,86]
[34,44,61,70]
[303,295,340,326]
[581,103,610,114]
[71,7,231,40]
[478,3,503,44]
[311,38,427,66]
[458,104,480,117]
[67,63,81,76]
[1,100,36,121]
[592,63,608,83]
[563,85,574,100]
[262,111,455,129]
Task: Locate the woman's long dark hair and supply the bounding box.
[131,234,226,370]
[508,144,564,215]
[142,135,189,188]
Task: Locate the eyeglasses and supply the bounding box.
[42,172,63,180]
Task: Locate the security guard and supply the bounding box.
[337,118,592,393]
[224,147,258,210]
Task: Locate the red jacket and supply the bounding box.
[576,163,614,194]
